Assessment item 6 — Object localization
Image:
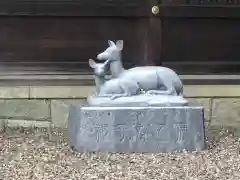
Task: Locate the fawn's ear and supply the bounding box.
[89,59,96,68]
[108,40,115,47]
[116,40,123,51]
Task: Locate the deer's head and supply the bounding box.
[97,40,123,62]
[89,59,111,77]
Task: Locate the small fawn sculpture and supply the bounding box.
[96,40,183,96]
[88,59,111,94]
[89,58,139,99]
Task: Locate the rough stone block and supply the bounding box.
[88,95,188,107]
[68,106,205,153]
[6,120,50,128]
[30,86,94,98]
[0,86,29,98]
[211,98,240,126]
[0,119,5,132]
[51,99,86,128]
[0,100,50,120]
[184,85,240,97]
[187,98,211,121]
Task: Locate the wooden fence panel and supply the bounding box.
[0,17,148,75]
[152,0,240,74]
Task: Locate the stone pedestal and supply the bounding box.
[68,105,205,153]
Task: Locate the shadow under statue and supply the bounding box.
[68,40,206,153]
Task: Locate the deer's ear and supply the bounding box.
[108,40,115,47]
[116,40,123,51]
[89,59,96,68]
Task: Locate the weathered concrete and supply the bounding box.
[184,85,240,97]
[26,85,240,99]
[0,86,29,98]
[211,98,240,126]
[0,85,239,130]
[6,119,50,128]
[30,86,94,98]
[51,99,85,128]
[88,95,188,107]
[0,100,50,120]
[187,98,212,122]
[0,119,5,132]
[69,106,205,153]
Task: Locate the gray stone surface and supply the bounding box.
[0,86,29,98]
[0,119,5,132]
[211,98,240,126]
[187,98,211,122]
[68,105,205,153]
[51,99,86,128]
[87,95,188,107]
[0,100,50,120]
[30,86,93,98]
[6,120,51,128]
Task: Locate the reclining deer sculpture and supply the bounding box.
[94,40,183,99]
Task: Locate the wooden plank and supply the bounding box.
[143,17,162,66]
[157,5,240,18]
[161,0,240,5]
[0,17,148,74]
[160,18,240,74]
[162,62,240,75]
[143,0,162,65]
[0,0,149,17]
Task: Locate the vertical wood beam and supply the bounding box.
[143,0,162,66]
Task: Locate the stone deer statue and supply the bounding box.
[88,59,111,94]
[96,40,183,96]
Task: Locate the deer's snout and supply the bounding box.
[97,53,105,61]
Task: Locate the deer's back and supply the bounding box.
[118,67,163,90]
[120,66,179,81]
[119,66,182,91]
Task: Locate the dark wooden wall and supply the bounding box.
[158,2,240,75]
[0,17,149,74]
[0,0,239,76]
[0,0,154,75]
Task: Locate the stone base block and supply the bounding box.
[68,105,205,153]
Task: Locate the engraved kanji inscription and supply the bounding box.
[174,124,189,143]
[156,124,167,137]
[94,124,109,142]
[71,106,205,152]
[113,124,135,143]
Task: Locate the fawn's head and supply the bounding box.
[89,59,111,77]
[97,40,123,62]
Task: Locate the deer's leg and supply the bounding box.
[98,92,128,100]
[110,94,127,100]
[110,84,131,100]
[146,90,170,95]
[164,81,177,95]
[146,80,177,96]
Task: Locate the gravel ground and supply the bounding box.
[1,128,240,180]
